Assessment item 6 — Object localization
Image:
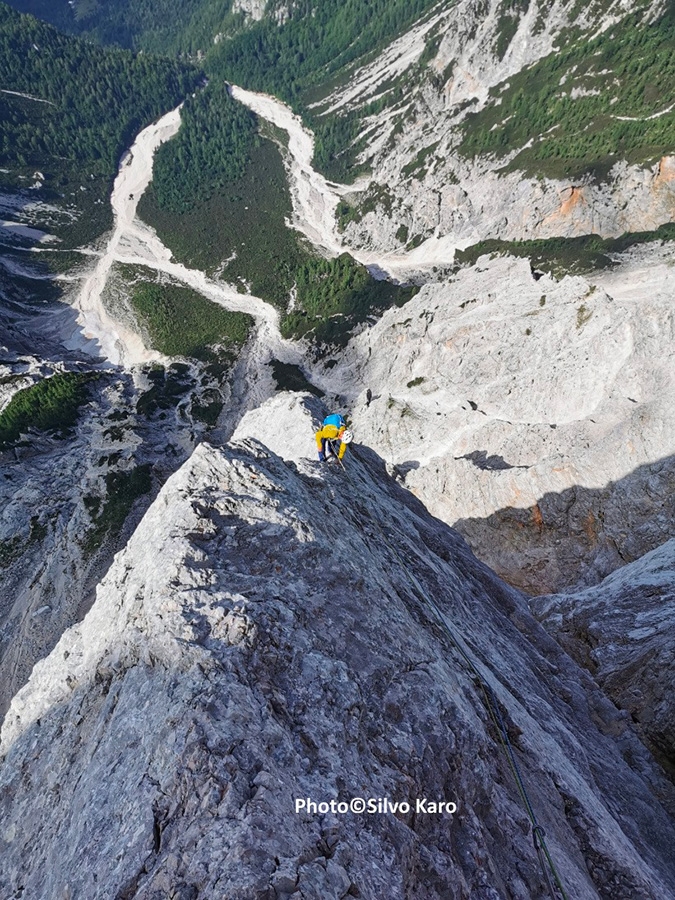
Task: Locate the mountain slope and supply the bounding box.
[9,0,675,265]
[324,0,675,256]
[0,2,204,369]
[1,394,675,898]
[1,0,228,53]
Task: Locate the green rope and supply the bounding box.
[338,449,571,900]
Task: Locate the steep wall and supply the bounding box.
[532,538,675,778]
[0,336,240,720]
[321,252,675,594]
[2,394,674,899]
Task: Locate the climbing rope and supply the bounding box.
[334,446,571,900]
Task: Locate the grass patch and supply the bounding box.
[0,372,96,449]
[359,182,395,218]
[494,0,530,61]
[336,199,360,232]
[82,464,153,555]
[396,224,409,244]
[455,222,675,277]
[576,304,592,328]
[335,182,396,231]
[0,534,22,568]
[128,281,252,359]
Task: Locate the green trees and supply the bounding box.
[0,5,200,174]
[151,82,257,213]
[0,373,96,448]
[209,0,439,102]
[6,0,443,179]
[460,5,675,179]
[4,0,218,53]
[455,223,675,278]
[141,131,416,346]
[282,253,418,345]
[129,281,252,358]
[206,0,440,178]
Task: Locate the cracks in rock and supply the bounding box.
[152,805,163,854]
[114,857,153,900]
[558,788,650,900]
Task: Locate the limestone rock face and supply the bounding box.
[0,364,152,722]
[321,252,675,594]
[231,0,267,22]
[231,390,325,465]
[2,396,675,899]
[532,538,675,777]
[342,149,675,260]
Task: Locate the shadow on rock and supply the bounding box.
[452,453,675,596]
[2,436,675,897]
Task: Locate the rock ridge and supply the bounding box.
[1,394,675,899]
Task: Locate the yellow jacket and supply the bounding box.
[316,424,347,459]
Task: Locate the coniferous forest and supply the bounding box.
[150,82,258,214]
[0,5,200,174]
[4,0,241,55]
[5,0,441,180]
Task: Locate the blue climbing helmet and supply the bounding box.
[323,414,345,430]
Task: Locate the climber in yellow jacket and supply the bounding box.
[315,414,354,462]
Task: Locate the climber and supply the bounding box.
[316,414,353,462]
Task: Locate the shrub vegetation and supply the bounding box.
[83,465,153,554]
[0,372,95,449]
[455,222,675,276]
[128,281,252,358]
[282,253,418,345]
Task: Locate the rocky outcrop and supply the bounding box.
[231,0,267,22]
[321,252,675,593]
[341,151,675,259]
[532,538,675,778]
[0,367,165,721]
[2,394,675,899]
